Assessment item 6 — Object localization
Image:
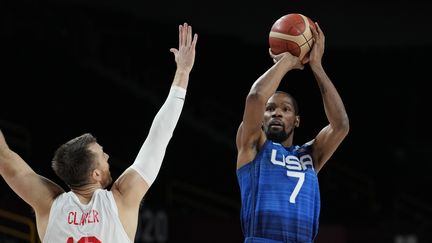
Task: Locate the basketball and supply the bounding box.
[269,13,317,60]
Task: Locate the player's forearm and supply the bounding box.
[250,56,296,100]
[147,86,185,144]
[312,66,349,130]
[130,86,186,186]
[0,142,34,181]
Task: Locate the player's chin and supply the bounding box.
[266,131,288,143]
[268,125,284,133]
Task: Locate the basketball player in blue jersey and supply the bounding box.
[236,23,349,243]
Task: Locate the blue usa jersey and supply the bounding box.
[237,140,320,243]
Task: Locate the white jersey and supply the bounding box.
[43,189,132,243]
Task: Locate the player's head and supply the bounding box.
[52,133,112,189]
[263,91,300,143]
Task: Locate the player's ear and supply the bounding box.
[295,116,300,127]
[92,169,101,181]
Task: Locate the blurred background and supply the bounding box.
[0,0,429,242]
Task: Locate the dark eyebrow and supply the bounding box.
[267,101,292,107]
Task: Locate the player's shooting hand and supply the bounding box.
[269,48,304,70]
[308,22,325,67]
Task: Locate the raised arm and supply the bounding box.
[111,23,197,208]
[307,23,350,172]
[236,51,303,169]
[0,129,64,214]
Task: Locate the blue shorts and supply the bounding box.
[244,237,312,243]
[244,237,283,243]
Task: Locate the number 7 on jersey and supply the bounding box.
[286,171,305,204]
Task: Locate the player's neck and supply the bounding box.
[70,184,101,204]
[281,135,294,148]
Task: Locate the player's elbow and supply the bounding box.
[337,115,350,137]
[0,148,12,168]
[0,145,9,157]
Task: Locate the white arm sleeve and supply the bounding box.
[130,86,186,186]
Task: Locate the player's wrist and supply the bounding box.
[279,54,300,69]
[175,67,191,76]
[310,62,324,72]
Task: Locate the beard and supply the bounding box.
[265,126,293,143]
[266,130,289,143]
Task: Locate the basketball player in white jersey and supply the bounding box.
[0,22,197,242]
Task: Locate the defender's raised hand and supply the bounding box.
[170,23,198,74]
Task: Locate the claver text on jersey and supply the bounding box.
[68,209,100,226]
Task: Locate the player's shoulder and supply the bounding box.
[304,139,315,147]
[301,139,315,150]
[294,140,314,154]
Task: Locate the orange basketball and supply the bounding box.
[269,13,317,60]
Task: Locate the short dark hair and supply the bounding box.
[52,133,97,187]
[274,90,299,115]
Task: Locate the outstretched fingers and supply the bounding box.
[173,23,192,53]
[186,24,192,46]
[183,23,198,48]
[192,33,198,48]
[179,23,198,50]
[178,24,183,47]
[181,23,189,47]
